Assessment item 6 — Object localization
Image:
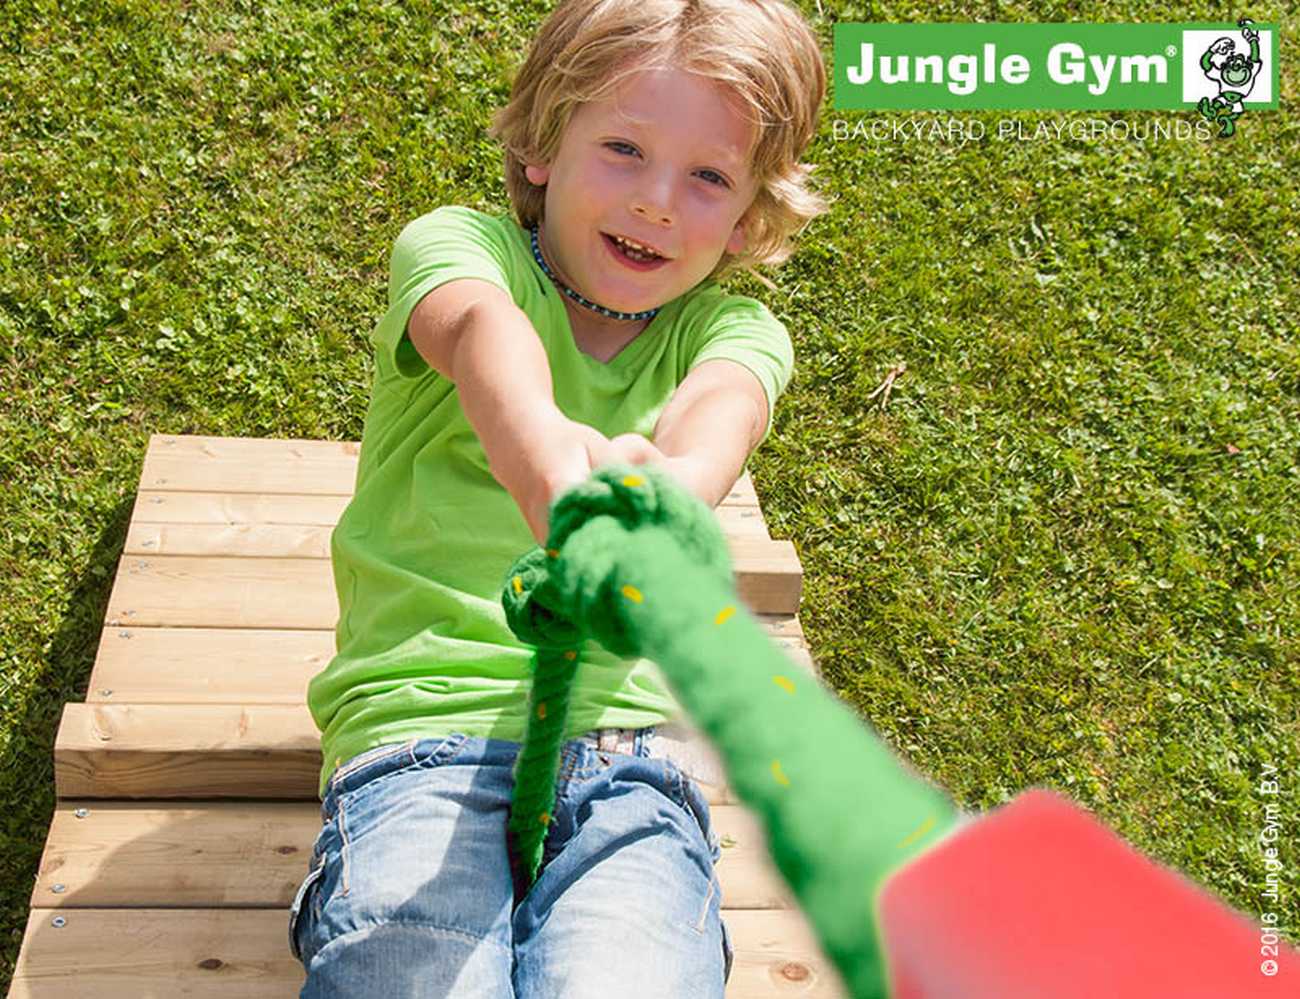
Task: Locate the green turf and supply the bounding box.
[1,0,1296,986]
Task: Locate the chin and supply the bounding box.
[597,284,670,315]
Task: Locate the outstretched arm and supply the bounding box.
[600,358,767,508]
[650,358,768,508]
[407,278,615,544]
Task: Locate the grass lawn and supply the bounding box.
[1,0,1296,986]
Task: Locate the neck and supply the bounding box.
[563,297,651,362]
[531,223,660,324]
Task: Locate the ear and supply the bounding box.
[725,213,749,256]
[524,162,551,186]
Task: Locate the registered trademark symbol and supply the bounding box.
[1166,45,1177,57]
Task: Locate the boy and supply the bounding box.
[289,1,826,995]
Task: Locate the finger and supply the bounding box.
[585,436,617,472]
[609,432,665,465]
[524,498,548,546]
[589,435,638,469]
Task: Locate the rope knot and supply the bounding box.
[501,463,731,656]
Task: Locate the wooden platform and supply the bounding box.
[8,434,849,997]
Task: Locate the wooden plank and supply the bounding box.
[131,490,351,526]
[137,434,765,509]
[85,628,332,704]
[10,908,845,998]
[64,701,890,803]
[125,523,337,560]
[55,704,320,801]
[102,544,801,628]
[723,908,848,997]
[139,435,361,496]
[130,486,766,525]
[31,801,794,911]
[85,616,815,704]
[123,501,771,557]
[52,684,833,804]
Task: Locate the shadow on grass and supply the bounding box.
[0,491,136,993]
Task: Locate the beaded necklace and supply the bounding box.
[529,225,660,323]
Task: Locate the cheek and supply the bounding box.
[685,200,745,246]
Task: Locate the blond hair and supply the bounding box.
[488,0,827,282]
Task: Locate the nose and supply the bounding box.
[630,174,675,227]
[632,202,672,226]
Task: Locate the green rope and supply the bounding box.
[501,464,958,998]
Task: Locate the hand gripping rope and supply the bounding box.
[500,464,955,998]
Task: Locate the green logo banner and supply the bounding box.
[832,23,1279,110]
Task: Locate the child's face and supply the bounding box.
[525,67,758,316]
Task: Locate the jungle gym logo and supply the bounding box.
[834,20,1277,138]
[1187,19,1266,137]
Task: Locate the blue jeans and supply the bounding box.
[289,728,734,997]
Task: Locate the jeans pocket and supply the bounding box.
[329,740,416,790]
[331,734,468,806]
[288,855,326,964]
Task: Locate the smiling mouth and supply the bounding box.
[603,232,667,263]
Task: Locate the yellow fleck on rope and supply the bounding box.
[537,702,547,720]
[714,605,736,626]
[774,675,796,694]
[546,548,559,558]
[621,474,644,487]
[896,815,935,850]
[621,584,643,603]
[512,575,523,594]
[539,811,550,827]
[564,650,577,661]
[772,760,791,787]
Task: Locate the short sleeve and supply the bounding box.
[687,296,795,447]
[374,207,516,380]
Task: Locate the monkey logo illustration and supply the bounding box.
[1197,18,1263,137]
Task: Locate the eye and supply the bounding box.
[605,141,640,157]
[696,168,731,189]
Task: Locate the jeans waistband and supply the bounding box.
[573,726,657,757]
[329,726,661,797]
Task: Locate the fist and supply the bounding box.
[597,432,667,469]
[589,433,711,507]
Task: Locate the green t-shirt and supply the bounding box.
[307,206,794,798]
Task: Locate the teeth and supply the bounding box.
[612,234,660,259]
